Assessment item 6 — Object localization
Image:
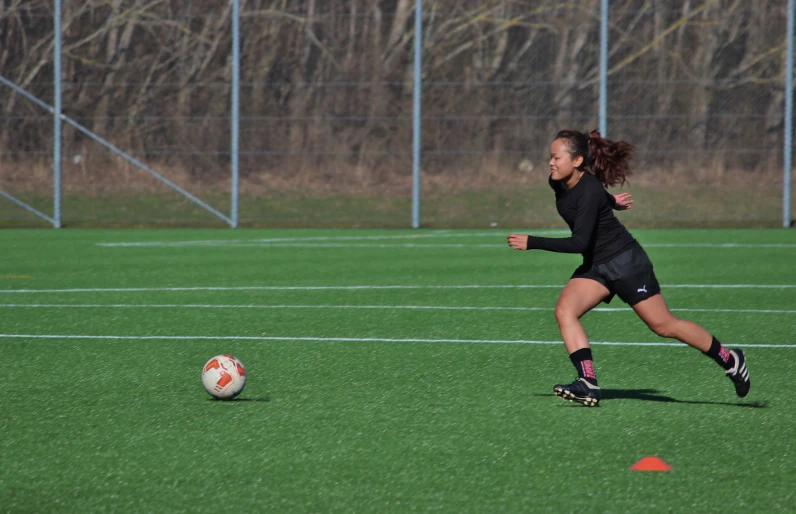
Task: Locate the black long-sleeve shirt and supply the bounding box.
[526,173,638,265]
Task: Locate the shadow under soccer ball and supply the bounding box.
[205,396,271,403]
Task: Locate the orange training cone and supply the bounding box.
[630,456,672,472]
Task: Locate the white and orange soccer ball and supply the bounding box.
[201,354,247,400]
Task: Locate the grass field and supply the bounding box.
[1,183,789,227]
[1,227,795,513]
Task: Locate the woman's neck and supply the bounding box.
[564,170,585,190]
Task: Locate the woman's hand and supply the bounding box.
[613,192,634,210]
[507,234,529,250]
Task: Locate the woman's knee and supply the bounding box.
[647,317,679,338]
[555,302,578,325]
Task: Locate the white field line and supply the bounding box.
[644,243,796,248]
[221,242,796,249]
[211,242,796,249]
[1,284,795,294]
[207,243,505,248]
[95,231,570,247]
[97,241,796,249]
[226,242,796,249]
[1,333,794,348]
[0,303,794,315]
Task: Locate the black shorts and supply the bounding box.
[571,244,661,305]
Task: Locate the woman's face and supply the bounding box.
[549,138,583,181]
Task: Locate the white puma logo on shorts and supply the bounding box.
[637,285,647,293]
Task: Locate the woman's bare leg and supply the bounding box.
[631,292,751,397]
[630,294,712,351]
[552,278,610,406]
[555,278,611,353]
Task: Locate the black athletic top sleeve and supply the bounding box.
[525,173,638,265]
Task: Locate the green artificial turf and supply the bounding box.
[1,228,794,512]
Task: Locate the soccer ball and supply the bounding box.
[201,354,247,400]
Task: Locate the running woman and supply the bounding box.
[507,129,750,407]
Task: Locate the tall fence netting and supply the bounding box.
[0,1,792,227]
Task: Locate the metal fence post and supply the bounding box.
[599,0,608,137]
[785,0,794,228]
[53,0,62,228]
[231,0,240,228]
[412,0,423,229]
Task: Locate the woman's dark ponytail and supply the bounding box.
[587,130,634,187]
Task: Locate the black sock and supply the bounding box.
[704,336,735,370]
[569,348,598,386]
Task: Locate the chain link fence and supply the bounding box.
[1,0,793,227]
